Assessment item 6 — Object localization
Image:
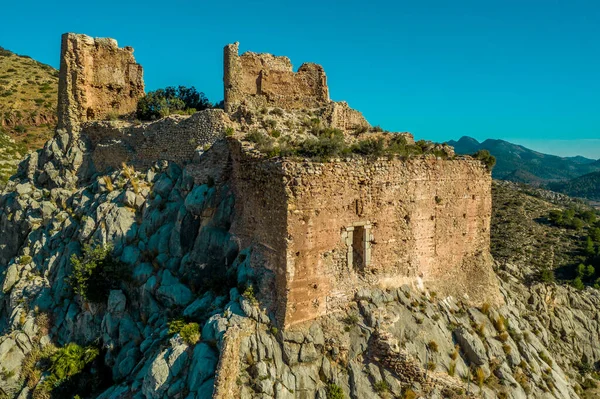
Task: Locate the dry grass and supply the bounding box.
[0,49,57,150]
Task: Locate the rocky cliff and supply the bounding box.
[2,138,600,399]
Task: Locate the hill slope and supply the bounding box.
[0,46,57,148]
[448,136,600,184]
[549,171,600,202]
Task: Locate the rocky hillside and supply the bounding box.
[0,46,56,149]
[448,136,600,186]
[548,172,600,202]
[0,124,600,398]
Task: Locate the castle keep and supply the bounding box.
[59,34,501,327]
[57,33,145,132]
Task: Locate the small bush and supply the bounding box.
[480,302,491,315]
[373,380,390,393]
[539,268,555,283]
[168,318,200,345]
[450,345,459,360]
[475,367,485,387]
[472,150,496,171]
[49,343,99,383]
[350,137,385,157]
[343,314,359,326]
[269,108,284,116]
[448,361,456,376]
[402,389,417,399]
[243,284,258,305]
[69,245,130,303]
[427,340,439,352]
[326,383,345,399]
[225,127,234,137]
[19,255,32,265]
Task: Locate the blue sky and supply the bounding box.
[1,0,599,158]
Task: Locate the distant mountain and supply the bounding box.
[447,136,600,183]
[548,171,600,201]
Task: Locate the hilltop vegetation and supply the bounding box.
[0,46,57,149]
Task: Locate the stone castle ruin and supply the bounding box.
[57,33,145,132]
[223,42,329,112]
[58,33,501,328]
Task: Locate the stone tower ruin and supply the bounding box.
[223,42,330,112]
[57,33,145,132]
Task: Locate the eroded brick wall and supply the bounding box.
[58,33,144,132]
[279,158,499,326]
[82,109,228,171]
[224,42,329,112]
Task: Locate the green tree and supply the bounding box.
[137,86,212,120]
[585,236,596,257]
[70,245,130,303]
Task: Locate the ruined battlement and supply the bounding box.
[224,42,330,112]
[57,33,145,132]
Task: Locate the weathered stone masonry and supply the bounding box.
[228,153,500,327]
[224,42,329,112]
[57,33,144,132]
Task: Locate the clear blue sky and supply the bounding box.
[1,0,599,158]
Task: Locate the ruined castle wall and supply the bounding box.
[224,43,329,112]
[280,158,499,326]
[82,110,228,171]
[227,142,290,324]
[58,33,144,132]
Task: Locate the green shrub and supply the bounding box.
[572,277,585,290]
[472,150,496,171]
[19,255,32,265]
[373,380,390,393]
[225,127,234,137]
[326,383,345,399]
[243,284,258,305]
[69,245,130,303]
[350,137,385,157]
[168,318,201,345]
[49,343,99,384]
[539,268,555,283]
[137,86,212,120]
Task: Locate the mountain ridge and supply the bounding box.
[447,135,600,184]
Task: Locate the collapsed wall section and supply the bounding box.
[281,158,500,327]
[224,42,329,112]
[57,33,144,132]
[82,109,228,171]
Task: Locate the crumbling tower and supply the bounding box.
[57,33,145,132]
[223,42,329,112]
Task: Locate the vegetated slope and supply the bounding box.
[491,181,600,283]
[0,46,57,149]
[448,136,600,185]
[0,132,26,188]
[548,171,600,202]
